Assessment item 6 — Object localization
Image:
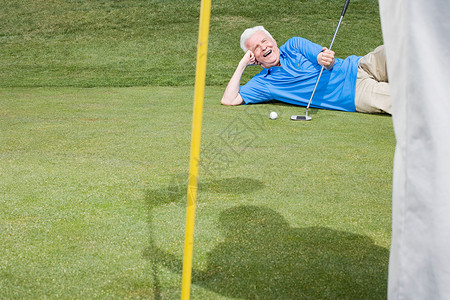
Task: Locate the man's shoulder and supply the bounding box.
[281,37,314,51]
[282,37,310,45]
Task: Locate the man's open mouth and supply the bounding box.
[263,50,272,57]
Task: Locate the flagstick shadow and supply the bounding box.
[144,176,265,299]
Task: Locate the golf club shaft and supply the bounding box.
[305,66,324,111]
[329,0,350,49]
[329,16,343,51]
[305,0,350,112]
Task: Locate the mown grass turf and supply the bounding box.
[0,0,382,87]
[1,0,392,298]
[1,86,394,299]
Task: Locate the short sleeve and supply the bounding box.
[239,75,272,104]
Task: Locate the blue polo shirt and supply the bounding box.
[239,37,361,112]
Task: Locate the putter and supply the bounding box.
[291,0,351,121]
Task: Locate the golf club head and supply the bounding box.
[290,115,312,121]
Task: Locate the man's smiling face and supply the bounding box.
[245,30,280,69]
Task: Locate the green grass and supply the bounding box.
[1,87,394,299]
[0,0,382,87]
[1,0,392,298]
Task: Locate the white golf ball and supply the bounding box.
[269,111,278,119]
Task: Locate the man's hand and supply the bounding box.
[241,50,260,66]
[318,47,335,69]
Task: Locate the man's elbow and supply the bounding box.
[221,95,243,106]
[221,98,234,106]
[221,97,230,105]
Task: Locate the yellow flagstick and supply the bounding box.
[181,0,211,299]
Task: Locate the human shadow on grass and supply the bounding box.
[144,175,265,299]
[145,179,389,299]
[195,206,389,299]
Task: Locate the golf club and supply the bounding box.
[291,0,351,121]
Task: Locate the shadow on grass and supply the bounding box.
[269,101,321,116]
[144,175,265,299]
[144,178,388,299]
[196,206,389,299]
[145,175,265,208]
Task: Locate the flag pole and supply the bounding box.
[180,0,211,299]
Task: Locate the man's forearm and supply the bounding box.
[221,61,247,106]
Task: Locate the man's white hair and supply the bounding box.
[240,26,273,53]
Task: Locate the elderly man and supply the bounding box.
[221,26,391,114]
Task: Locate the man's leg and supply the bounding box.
[355,45,391,114]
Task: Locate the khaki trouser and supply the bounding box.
[355,45,391,114]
